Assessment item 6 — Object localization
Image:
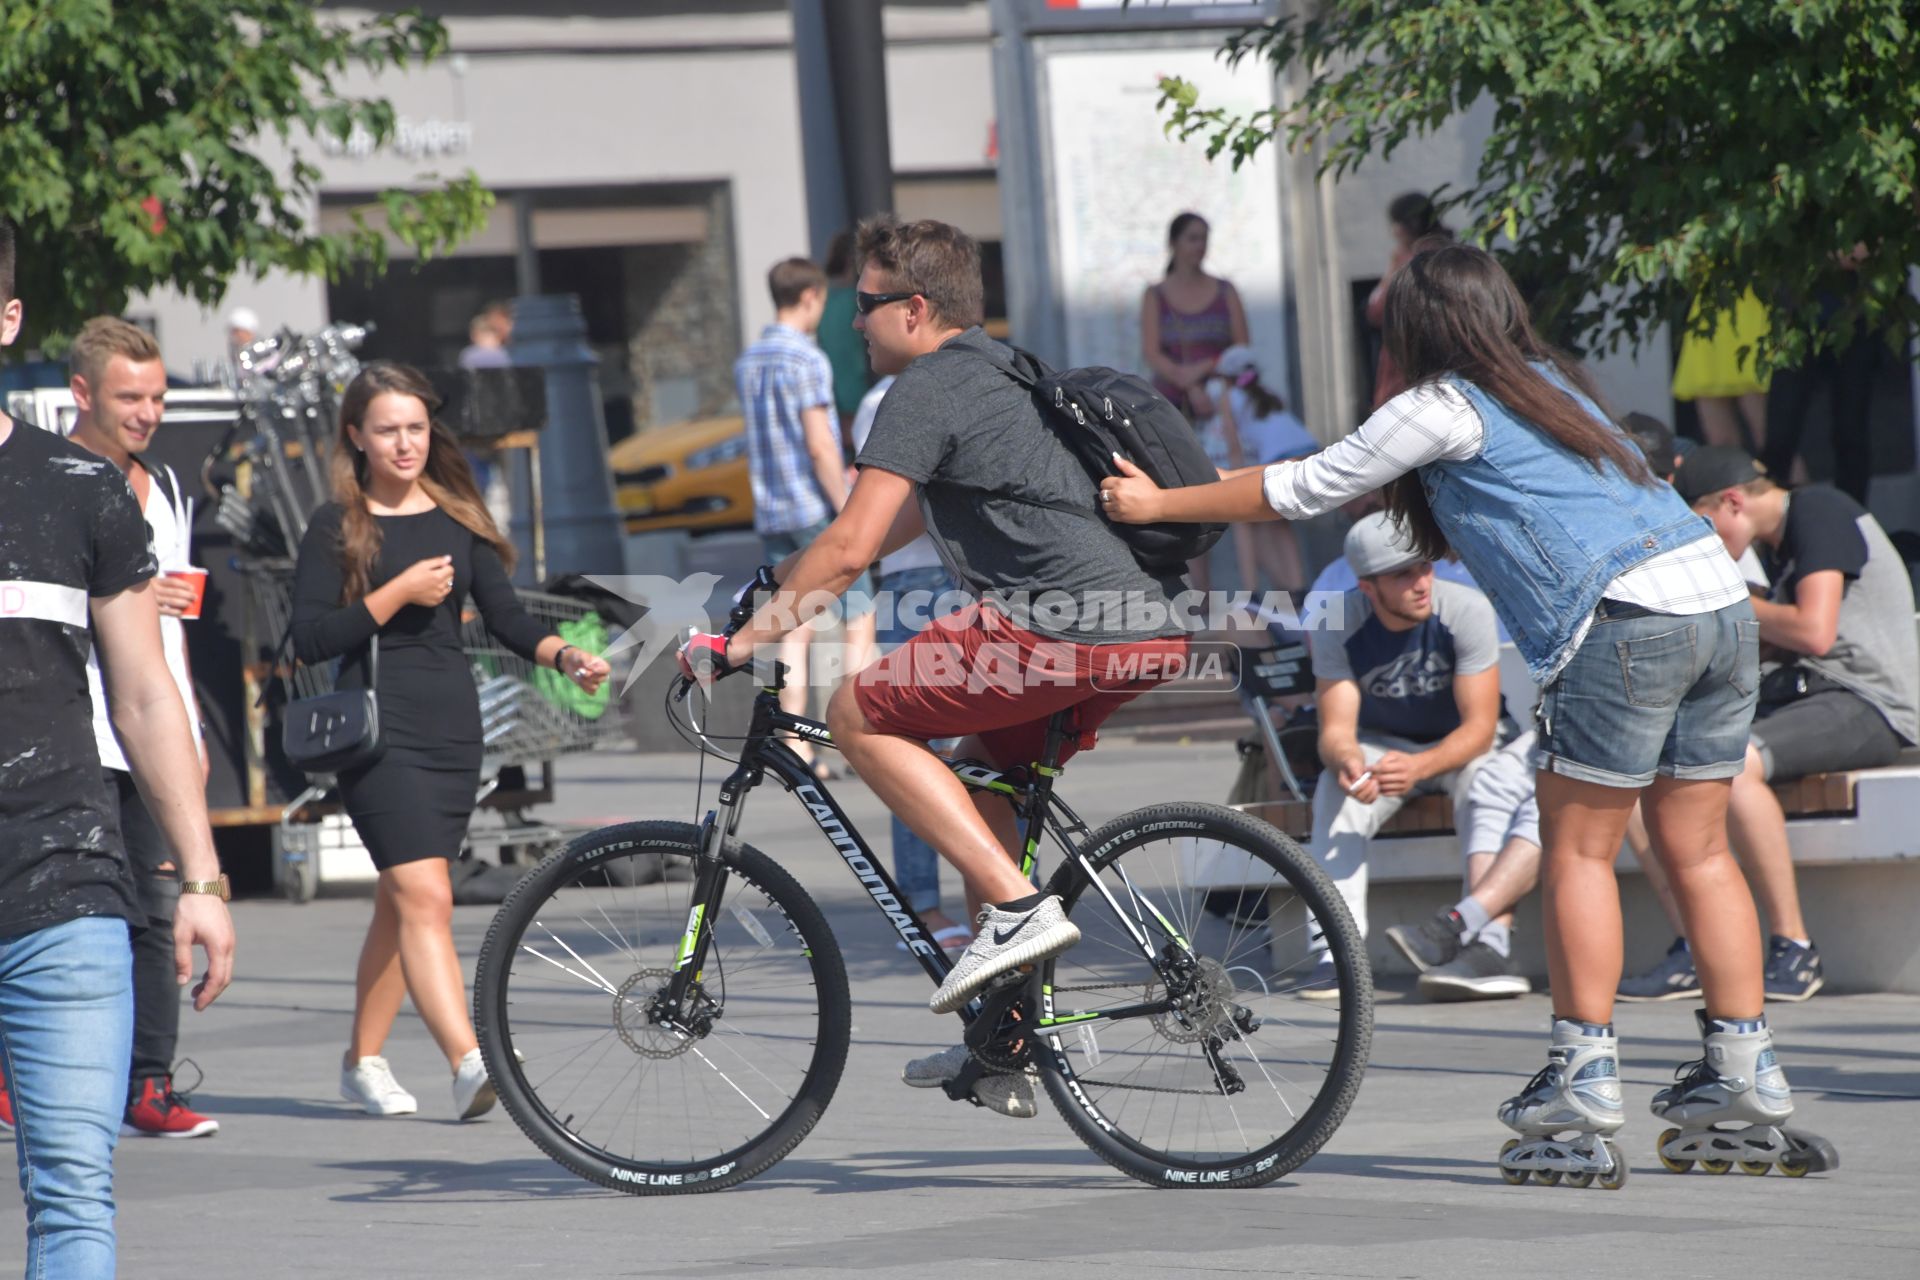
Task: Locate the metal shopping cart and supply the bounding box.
[245,563,627,901]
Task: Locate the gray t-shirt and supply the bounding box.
[855,328,1187,642]
[1763,485,1919,744]
[1310,578,1501,744]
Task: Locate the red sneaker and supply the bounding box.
[0,1061,13,1132]
[123,1074,219,1139]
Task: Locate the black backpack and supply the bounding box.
[995,347,1226,573]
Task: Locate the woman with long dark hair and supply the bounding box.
[292,362,609,1121]
[1101,243,1836,1184]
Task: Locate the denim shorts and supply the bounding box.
[1532,598,1759,788]
[762,518,876,618]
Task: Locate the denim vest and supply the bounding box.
[1421,375,1711,683]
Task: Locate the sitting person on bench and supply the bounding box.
[1385,730,1538,1001]
[1299,512,1504,999]
[1618,445,1919,1002]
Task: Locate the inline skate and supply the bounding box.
[1497,1018,1628,1189]
[1652,1011,1838,1177]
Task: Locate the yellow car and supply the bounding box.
[610,414,753,533]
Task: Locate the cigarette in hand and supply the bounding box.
[1347,770,1375,793]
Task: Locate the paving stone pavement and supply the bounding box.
[45,744,1920,1278]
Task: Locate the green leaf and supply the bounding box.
[0,0,490,354]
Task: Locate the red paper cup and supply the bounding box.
[166,567,209,620]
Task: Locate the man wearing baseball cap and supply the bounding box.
[1299,512,1506,998]
[1659,444,1918,1000]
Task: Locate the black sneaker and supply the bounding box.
[1617,936,1701,1002]
[1417,940,1531,1001]
[1385,908,1467,973]
[1764,936,1825,1002]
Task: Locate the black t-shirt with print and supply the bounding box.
[0,418,155,937]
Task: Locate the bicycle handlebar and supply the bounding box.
[671,565,781,703]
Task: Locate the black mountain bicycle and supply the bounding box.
[473,571,1373,1193]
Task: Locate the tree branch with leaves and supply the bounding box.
[1,0,492,350]
[1158,0,1919,371]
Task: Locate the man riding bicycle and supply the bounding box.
[680,215,1191,1116]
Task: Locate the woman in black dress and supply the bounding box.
[292,362,609,1121]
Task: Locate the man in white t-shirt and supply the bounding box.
[67,318,220,1140]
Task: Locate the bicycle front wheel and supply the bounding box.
[474,821,851,1194]
[1037,802,1372,1188]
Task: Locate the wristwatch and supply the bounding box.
[181,874,231,902]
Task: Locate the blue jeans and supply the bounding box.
[876,565,960,913]
[0,917,133,1280]
[1533,598,1759,788]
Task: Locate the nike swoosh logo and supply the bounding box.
[993,914,1036,947]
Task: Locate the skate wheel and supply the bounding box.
[1700,1158,1732,1175]
[1598,1142,1629,1191]
[1778,1156,1810,1178]
[1738,1160,1771,1177]
[1498,1138,1527,1186]
[1566,1170,1595,1189]
[1533,1169,1562,1186]
[1656,1128,1692,1174]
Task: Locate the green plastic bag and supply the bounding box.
[533,613,612,721]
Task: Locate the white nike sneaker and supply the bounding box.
[451,1048,497,1121]
[901,1044,1037,1119]
[929,896,1079,1015]
[341,1056,419,1116]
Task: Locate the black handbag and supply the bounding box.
[278,633,385,776]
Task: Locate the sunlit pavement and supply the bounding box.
[88,744,1920,1279]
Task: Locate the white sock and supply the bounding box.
[1477,919,1512,958]
[1453,895,1493,937]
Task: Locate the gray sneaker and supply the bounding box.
[1417,940,1531,1001]
[1616,936,1702,1003]
[929,897,1080,1015]
[1385,908,1467,973]
[901,1045,1037,1119]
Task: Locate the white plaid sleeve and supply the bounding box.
[1261,383,1483,520]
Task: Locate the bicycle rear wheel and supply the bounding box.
[474,821,851,1194]
[1036,802,1371,1188]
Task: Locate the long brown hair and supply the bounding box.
[331,361,515,603]
[1380,242,1650,560]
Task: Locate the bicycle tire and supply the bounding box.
[1035,801,1372,1189]
[474,821,851,1195]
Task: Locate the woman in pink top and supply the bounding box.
[1141,212,1248,421]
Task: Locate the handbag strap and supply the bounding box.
[262,625,380,706]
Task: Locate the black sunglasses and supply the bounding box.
[855,290,918,315]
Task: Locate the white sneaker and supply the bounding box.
[341,1056,418,1116]
[929,896,1080,1015]
[452,1048,497,1121]
[901,1045,1037,1119]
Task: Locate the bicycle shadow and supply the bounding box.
[324,1156,626,1203]
[727,1148,1124,1195]
[1291,1150,1510,1188]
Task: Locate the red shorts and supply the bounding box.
[852,601,1190,768]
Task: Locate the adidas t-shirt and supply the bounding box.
[1309,578,1500,744]
[0,417,154,937]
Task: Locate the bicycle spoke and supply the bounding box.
[1040,811,1369,1182]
